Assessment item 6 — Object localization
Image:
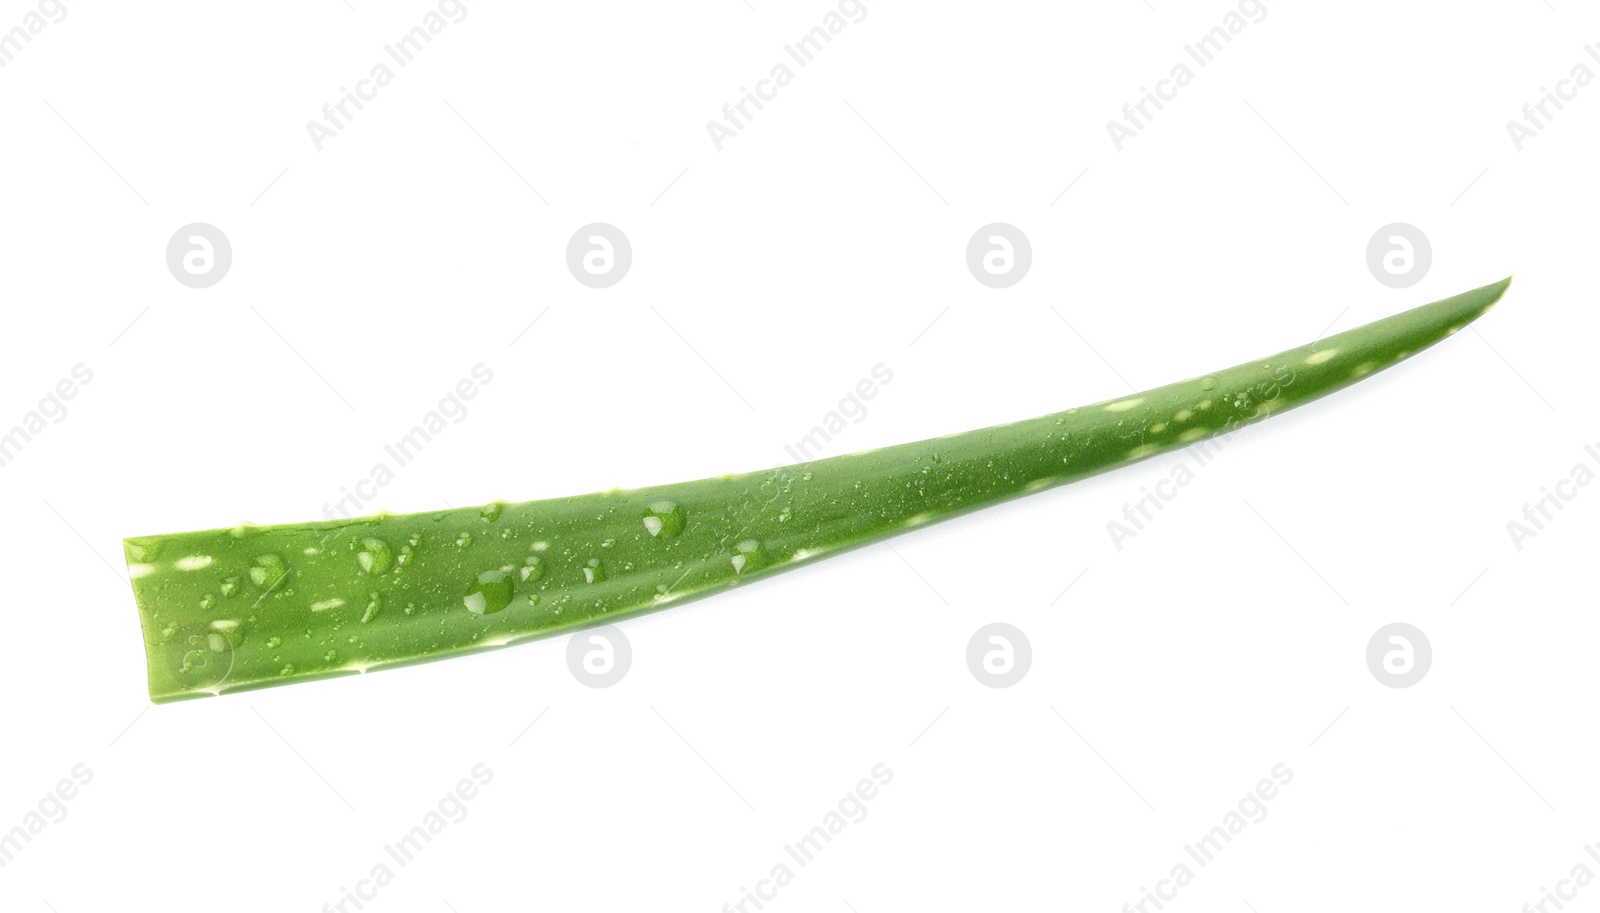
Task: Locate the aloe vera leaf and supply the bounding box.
[125,277,1511,702]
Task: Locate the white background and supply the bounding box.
[2,1,1597,911]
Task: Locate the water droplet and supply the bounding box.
[219,576,242,597]
[209,619,243,649]
[280,664,295,676]
[583,558,606,584]
[481,501,505,522]
[266,636,282,648]
[519,555,546,583]
[1200,375,1219,391]
[404,603,417,616]
[324,650,339,663]
[642,500,687,539]
[731,539,768,575]
[357,538,393,575]
[802,471,815,482]
[362,593,382,623]
[456,532,473,548]
[125,540,163,562]
[199,594,217,610]
[463,569,515,615]
[248,554,287,590]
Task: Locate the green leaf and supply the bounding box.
[126,277,1512,702]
